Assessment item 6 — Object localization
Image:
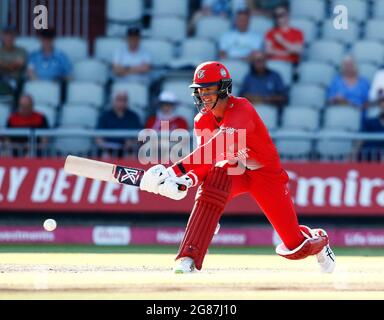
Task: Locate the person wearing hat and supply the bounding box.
[27,29,72,81]
[112,27,151,84]
[0,26,27,98]
[145,91,188,131]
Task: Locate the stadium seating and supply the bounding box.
[24,81,61,107]
[364,20,384,42]
[141,38,174,67]
[308,40,345,66]
[358,63,378,82]
[290,0,326,22]
[169,37,217,69]
[323,106,361,131]
[266,61,293,87]
[275,128,313,159]
[150,17,187,43]
[195,16,231,41]
[0,103,10,128]
[220,60,249,86]
[372,0,384,18]
[330,0,368,23]
[106,0,143,23]
[321,19,360,45]
[249,16,273,36]
[94,37,125,63]
[290,18,318,45]
[162,79,194,106]
[111,82,149,109]
[315,129,356,159]
[253,104,279,131]
[297,61,335,87]
[281,106,320,131]
[34,104,57,128]
[73,59,109,85]
[151,0,188,18]
[60,103,99,128]
[54,135,93,155]
[54,37,89,63]
[351,41,384,65]
[15,36,41,53]
[66,82,105,108]
[289,84,326,109]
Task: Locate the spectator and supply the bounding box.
[247,0,289,17]
[327,56,370,108]
[360,93,384,161]
[239,51,287,107]
[27,29,72,81]
[0,26,27,100]
[112,27,151,84]
[145,91,189,131]
[189,0,232,34]
[5,94,49,156]
[96,91,142,157]
[265,4,303,64]
[219,9,263,62]
[369,67,384,104]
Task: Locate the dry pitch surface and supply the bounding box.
[0,252,383,299]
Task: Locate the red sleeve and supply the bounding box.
[145,116,155,129]
[171,101,255,184]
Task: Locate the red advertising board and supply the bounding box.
[1,158,384,215]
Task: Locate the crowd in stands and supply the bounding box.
[1,0,384,161]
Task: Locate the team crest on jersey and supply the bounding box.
[220,68,227,77]
[197,69,206,79]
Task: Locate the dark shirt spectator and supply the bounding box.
[5,95,49,154]
[265,5,304,64]
[240,51,287,107]
[145,91,189,131]
[219,9,263,62]
[0,26,27,83]
[96,91,142,156]
[246,0,289,17]
[27,29,72,81]
[360,95,384,160]
[112,27,151,85]
[327,56,370,108]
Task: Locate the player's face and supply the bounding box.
[198,85,219,111]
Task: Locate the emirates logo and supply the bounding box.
[197,69,205,79]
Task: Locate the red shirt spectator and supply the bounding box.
[6,94,49,150]
[145,91,188,131]
[265,5,304,64]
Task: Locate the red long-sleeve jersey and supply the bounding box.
[171,95,281,184]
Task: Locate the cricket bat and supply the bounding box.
[64,155,187,190]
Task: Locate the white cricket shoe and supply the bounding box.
[312,229,336,273]
[173,257,195,274]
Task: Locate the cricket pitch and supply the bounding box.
[0,251,383,299]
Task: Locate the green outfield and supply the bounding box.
[0,245,383,300]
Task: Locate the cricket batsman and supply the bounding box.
[140,61,336,274]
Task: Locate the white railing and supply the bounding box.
[1,128,384,161]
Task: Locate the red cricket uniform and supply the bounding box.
[172,95,305,250]
[265,27,304,64]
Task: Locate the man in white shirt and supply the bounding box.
[112,27,151,84]
[369,69,384,104]
[219,9,263,62]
